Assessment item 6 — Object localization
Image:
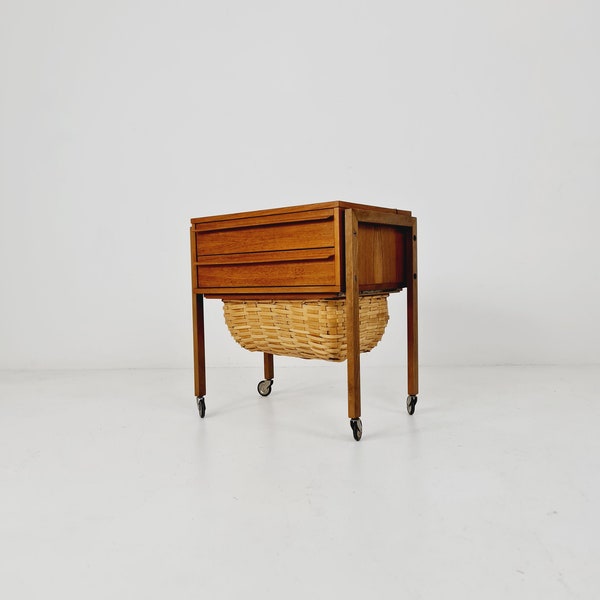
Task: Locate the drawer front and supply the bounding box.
[193,208,342,293]
[196,219,335,257]
[197,252,337,289]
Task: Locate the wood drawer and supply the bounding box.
[195,214,335,257]
[192,208,342,293]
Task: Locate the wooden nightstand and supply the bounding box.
[190,201,418,440]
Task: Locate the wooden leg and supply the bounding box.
[345,210,361,419]
[192,293,206,398]
[264,353,274,380]
[258,353,275,397]
[407,218,419,396]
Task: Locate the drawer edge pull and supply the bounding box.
[194,209,335,233]
[196,248,335,266]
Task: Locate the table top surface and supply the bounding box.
[191,201,412,224]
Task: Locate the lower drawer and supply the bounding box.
[195,248,340,292]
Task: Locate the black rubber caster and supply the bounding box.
[257,379,273,397]
[196,396,206,418]
[350,418,363,441]
[406,395,418,415]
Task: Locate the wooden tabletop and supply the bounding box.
[191,201,412,224]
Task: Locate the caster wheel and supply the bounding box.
[196,396,206,418]
[406,395,417,415]
[350,418,363,441]
[257,379,273,397]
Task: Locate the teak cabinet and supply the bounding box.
[190,201,418,441]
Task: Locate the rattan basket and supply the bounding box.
[223,294,389,362]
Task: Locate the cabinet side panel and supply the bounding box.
[357,224,407,291]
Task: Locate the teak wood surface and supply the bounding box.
[190,201,418,426]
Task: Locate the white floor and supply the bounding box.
[1,365,599,599]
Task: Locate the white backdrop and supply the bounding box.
[1,0,599,369]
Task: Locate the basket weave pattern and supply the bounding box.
[223,294,389,362]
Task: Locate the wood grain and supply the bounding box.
[357,223,406,291]
[345,210,361,419]
[195,213,335,254]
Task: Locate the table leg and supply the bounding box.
[407,218,419,396]
[345,210,361,420]
[258,353,274,397]
[192,293,206,399]
[264,353,274,381]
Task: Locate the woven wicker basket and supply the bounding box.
[223,294,389,362]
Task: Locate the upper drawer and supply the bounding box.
[194,208,337,258]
